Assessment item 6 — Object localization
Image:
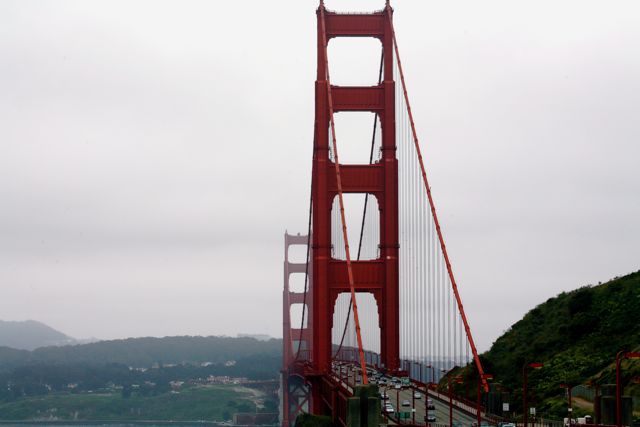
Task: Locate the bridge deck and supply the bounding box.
[331,362,496,426]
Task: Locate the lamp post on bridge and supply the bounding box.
[427,364,436,386]
[523,362,543,427]
[586,379,601,425]
[559,383,573,426]
[447,374,464,427]
[420,363,436,386]
[493,383,511,421]
[422,365,435,426]
[477,373,493,427]
[615,351,640,427]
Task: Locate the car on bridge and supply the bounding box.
[397,411,412,420]
[401,399,411,407]
[426,415,437,422]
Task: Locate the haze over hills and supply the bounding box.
[0,334,282,372]
[0,272,637,421]
[0,320,77,351]
[0,335,282,420]
[0,318,277,352]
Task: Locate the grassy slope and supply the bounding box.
[0,385,257,421]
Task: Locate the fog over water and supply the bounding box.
[1,0,639,351]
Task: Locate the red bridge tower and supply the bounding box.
[310,1,399,407]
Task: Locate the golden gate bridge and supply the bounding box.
[283,2,491,426]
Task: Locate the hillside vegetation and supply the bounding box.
[0,335,281,371]
[0,335,282,409]
[0,384,262,421]
[476,270,640,418]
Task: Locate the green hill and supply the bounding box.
[0,335,283,409]
[0,335,282,371]
[456,271,640,419]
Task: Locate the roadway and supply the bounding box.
[332,362,480,426]
[380,383,477,426]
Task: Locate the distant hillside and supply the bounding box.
[0,335,282,372]
[0,327,283,417]
[0,320,74,351]
[237,333,273,341]
[475,270,640,418]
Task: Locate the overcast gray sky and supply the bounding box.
[1,0,638,352]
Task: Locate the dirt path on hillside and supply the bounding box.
[573,397,593,411]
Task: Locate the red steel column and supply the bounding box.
[311,6,332,414]
[380,4,399,372]
[283,232,312,426]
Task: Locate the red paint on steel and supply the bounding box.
[319,4,369,385]
[616,351,640,427]
[310,2,400,390]
[282,233,313,426]
[523,362,543,427]
[390,18,489,392]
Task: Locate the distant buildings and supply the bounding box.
[205,375,247,385]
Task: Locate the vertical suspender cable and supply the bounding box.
[391,20,488,391]
[420,169,424,367]
[448,260,451,366]
[432,207,436,371]
[402,67,407,360]
[428,192,433,369]
[413,113,418,362]
[295,127,316,360]
[333,51,384,360]
[454,291,458,366]
[419,168,424,367]
[398,56,404,360]
[410,111,415,362]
